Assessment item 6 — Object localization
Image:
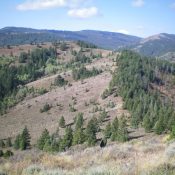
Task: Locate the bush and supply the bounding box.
[54,75,68,87]
[3,150,13,158]
[59,116,65,128]
[40,103,52,113]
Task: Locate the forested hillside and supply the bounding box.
[110,50,175,134]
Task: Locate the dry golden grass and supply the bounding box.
[1,135,174,175]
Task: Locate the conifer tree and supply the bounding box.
[111,117,119,141]
[143,115,152,132]
[14,134,21,150]
[117,117,128,142]
[59,116,65,128]
[75,113,84,130]
[63,127,73,148]
[20,126,31,150]
[154,116,165,135]
[37,129,50,150]
[85,117,98,146]
[73,128,85,145]
[104,122,112,138]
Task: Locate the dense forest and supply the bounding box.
[109,50,175,134]
[0,47,57,114]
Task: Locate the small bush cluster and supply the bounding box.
[40,103,52,113]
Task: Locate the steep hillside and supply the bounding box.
[0,27,141,49]
[133,33,175,57]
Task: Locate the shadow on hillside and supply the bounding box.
[128,135,145,141]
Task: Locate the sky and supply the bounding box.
[0,0,175,37]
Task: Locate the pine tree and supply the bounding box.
[85,117,98,146]
[43,139,52,152]
[20,126,31,150]
[59,116,65,128]
[117,117,128,142]
[73,128,85,145]
[154,118,164,135]
[75,113,84,130]
[143,115,152,132]
[111,117,119,141]
[14,134,21,150]
[104,122,112,138]
[37,129,50,150]
[6,138,12,147]
[63,127,73,148]
[0,140,5,148]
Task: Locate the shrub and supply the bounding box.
[54,75,68,87]
[59,116,65,128]
[40,103,52,113]
[3,150,13,158]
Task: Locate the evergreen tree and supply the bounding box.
[104,122,112,138]
[154,117,164,135]
[43,139,52,152]
[59,116,65,128]
[20,126,31,150]
[14,134,21,150]
[117,117,128,142]
[73,128,85,145]
[111,117,119,141]
[75,113,84,130]
[85,117,98,146]
[63,127,73,148]
[143,115,152,132]
[37,129,50,150]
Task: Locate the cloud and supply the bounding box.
[16,0,84,10]
[68,7,99,18]
[116,29,130,35]
[132,0,144,7]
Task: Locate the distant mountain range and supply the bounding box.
[0,27,141,49]
[0,27,175,59]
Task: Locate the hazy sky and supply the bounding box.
[0,0,175,37]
